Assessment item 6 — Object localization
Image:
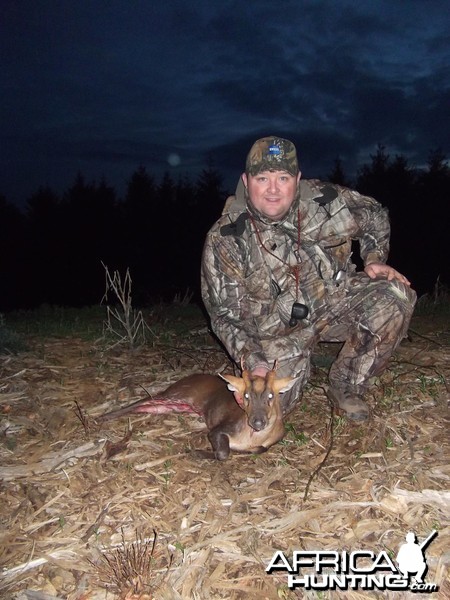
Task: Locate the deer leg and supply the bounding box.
[238,446,269,455]
[208,428,231,460]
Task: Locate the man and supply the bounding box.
[201,137,416,421]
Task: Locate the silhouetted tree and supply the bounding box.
[4,144,445,311]
[158,172,176,206]
[121,166,159,302]
[415,148,450,290]
[355,145,449,293]
[425,148,449,176]
[0,195,27,309]
[122,166,156,245]
[328,157,352,187]
[27,185,60,219]
[124,167,154,205]
[91,177,121,270]
[157,176,195,294]
[25,186,63,305]
[356,145,391,200]
[195,165,226,232]
[53,174,119,305]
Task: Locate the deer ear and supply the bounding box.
[218,373,246,395]
[273,377,298,394]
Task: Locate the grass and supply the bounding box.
[414,279,450,316]
[0,321,28,354]
[280,422,308,446]
[385,436,394,449]
[4,304,106,339]
[1,301,208,346]
[145,301,207,336]
[417,373,445,398]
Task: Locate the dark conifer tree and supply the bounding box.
[94,177,120,265]
[26,186,63,305]
[328,157,352,187]
[121,166,158,303]
[416,149,450,290]
[0,195,27,309]
[356,144,391,200]
[172,165,226,300]
[195,164,226,233]
[58,173,118,305]
[166,176,197,295]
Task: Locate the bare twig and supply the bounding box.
[303,387,335,502]
[82,502,111,543]
[101,262,153,349]
[73,400,90,435]
[408,328,444,346]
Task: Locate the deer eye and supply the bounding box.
[268,393,274,399]
[244,393,250,400]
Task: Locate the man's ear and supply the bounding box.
[241,172,248,188]
[297,171,302,184]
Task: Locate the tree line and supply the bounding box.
[0,147,448,311]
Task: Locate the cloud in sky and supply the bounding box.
[1,0,449,204]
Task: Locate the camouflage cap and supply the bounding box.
[245,137,299,176]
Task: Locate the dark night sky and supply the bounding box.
[2,0,449,207]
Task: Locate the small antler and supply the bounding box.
[266,369,276,387]
[240,356,246,373]
[272,359,278,371]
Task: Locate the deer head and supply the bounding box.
[219,364,297,431]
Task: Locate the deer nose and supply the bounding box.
[249,416,267,431]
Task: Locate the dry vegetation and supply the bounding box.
[0,307,449,600]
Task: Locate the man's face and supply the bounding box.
[242,170,301,221]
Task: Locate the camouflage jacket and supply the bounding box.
[201,178,390,371]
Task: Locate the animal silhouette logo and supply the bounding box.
[396,530,438,583]
[266,529,440,592]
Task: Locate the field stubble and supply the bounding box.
[0,306,449,599]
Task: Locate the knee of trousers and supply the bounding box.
[388,279,417,309]
[365,278,417,320]
[280,376,305,416]
[271,355,311,416]
[269,352,311,383]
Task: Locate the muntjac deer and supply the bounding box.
[98,367,296,460]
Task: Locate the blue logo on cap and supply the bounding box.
[268,145,281,155]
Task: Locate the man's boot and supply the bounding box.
[327,383,370,422]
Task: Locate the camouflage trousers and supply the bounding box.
[270,274,417,416]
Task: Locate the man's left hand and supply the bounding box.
[365,262,411,286]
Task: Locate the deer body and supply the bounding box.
[98,370,295,460]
